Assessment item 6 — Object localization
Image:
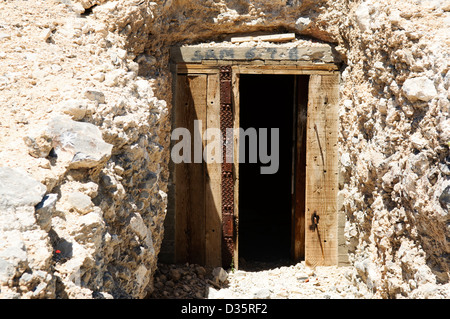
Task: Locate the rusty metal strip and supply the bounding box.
[220,65,235,267]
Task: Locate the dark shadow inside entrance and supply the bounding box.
[238,74,296,269]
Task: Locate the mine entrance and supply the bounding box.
[168,43,341,270]
[239,74,307,265]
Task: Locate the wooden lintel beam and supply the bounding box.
[231,33,296,43]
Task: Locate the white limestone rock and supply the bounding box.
[295,16,312,31]
[0,167,46,209]
[48,115,113,169]
[66,191,93,215]
[355,2,372,32]
[403,76,437,102]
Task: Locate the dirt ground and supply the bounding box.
[149,261,374,299]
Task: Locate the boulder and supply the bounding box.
[49,115,113,169]
[0,167,46,209]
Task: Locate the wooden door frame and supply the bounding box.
[171,58,340,269]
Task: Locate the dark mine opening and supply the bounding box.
[238,74,296,267]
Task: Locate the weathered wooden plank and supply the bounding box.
[174,75,189,263]
[238,64,338,71]
[200,60,337,67]
[176,63,339,75]
[171,45,338,64]
[205,73,222,267]
[177,64,220,74]
[232,71,240,270]
[305,74,339,268]
[231,33,296,43]
[189,75,208,265]
[292,75,309,262]
[234,66,339,75]
[174,74,207,265]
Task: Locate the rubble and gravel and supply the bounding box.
[149,262,375,299]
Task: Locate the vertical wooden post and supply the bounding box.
[305,74,339,267]
[232,70,240,270]
[174,75,189,263]
[174,74,207,265]
[205,73,222,267]
[292,75,309,262]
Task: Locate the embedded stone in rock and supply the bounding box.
[0,232,27,271]
[439,118,450,143]
[295,17,311,31]
[0,167,46,209]
[355,2,371,32]
[71,2,85,14]
[130,213,149,240]
[135,265,149,289]
[23,126,53,158]
[0,258,15,283]
[55,99,88,120]
[381,162,402,190]
[49,115,113,169]
[410,132,427,149]
[104,69,127,87]
[408,153,429,176]
[75,210,105,244]
[439,185,450,209]
[39,28,52,42]
[35,193,58,232]
[66,191,93,214]
[83,89,105,104]
[135,79,154,98]
[402,76,437,102]
[340,153,351,167]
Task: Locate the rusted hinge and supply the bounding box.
[220,65,235,268]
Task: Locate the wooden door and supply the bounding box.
[304,74,339,267]
[173,69,339,269]
[174,74,222,267]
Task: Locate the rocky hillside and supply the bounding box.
[0,0,449,298]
